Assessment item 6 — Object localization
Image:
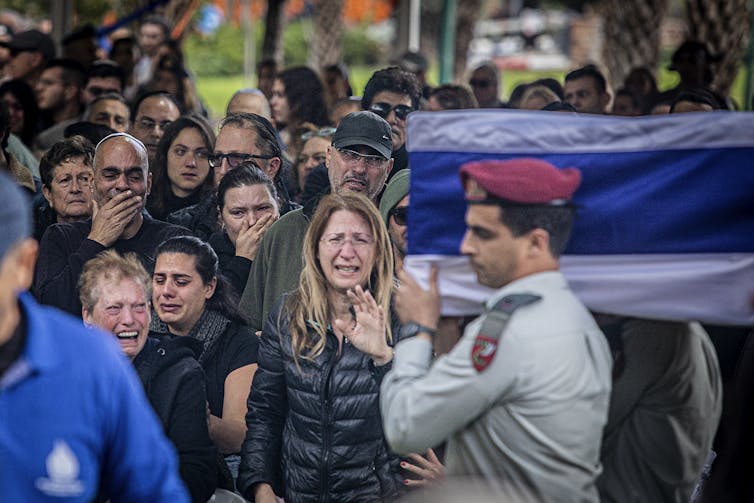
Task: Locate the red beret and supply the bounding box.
[460,158,581,205]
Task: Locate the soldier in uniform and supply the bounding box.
[380,158,613,502]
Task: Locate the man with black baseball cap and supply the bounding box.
[3,29,55,87]
[0,172,190,502]
[382,158,612,502]
[239,111,394,330]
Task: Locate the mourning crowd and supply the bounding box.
[0,15,750,503]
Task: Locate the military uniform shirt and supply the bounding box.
[381,271,613,502]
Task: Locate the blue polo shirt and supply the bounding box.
[0,293,189,502]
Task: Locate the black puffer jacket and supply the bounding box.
[167,192,219,241]
[238,296,402,503]
[133,337,219,502]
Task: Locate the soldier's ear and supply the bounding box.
[526,228,550,258]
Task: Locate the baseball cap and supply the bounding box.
[7,29,55,61]
[379,168,410,224]
[332,111,393,160]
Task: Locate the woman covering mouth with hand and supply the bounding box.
[208,163,279,295]
[150,235,259,480]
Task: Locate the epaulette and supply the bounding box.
[471,293,541,372]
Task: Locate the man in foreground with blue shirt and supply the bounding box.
[0,171,188,502]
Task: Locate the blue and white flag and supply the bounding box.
[405,110,754,325]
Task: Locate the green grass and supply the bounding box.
[194,67,377,121]
[194,65,751,120]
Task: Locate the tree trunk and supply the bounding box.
[310,0,345,69]
[453,0,483,82]
[262,0,286,63]
[600,0,668,91]
[685,0,751,96]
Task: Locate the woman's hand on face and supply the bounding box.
[400,448,445,487]
[333,285,392,365]
[234,213,276,261]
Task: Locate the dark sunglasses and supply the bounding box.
[207,152,273,168]
[390,206,408,226]
[370,102,414,121]
[469,78,493,88]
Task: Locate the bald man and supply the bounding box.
[33,132,189,316]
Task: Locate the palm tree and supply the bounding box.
[310,0,345,68]
[600,0,669,90]
[684,0,751,97]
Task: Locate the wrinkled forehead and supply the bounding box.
[323,209,372,235]
[92,98,129,114]
[95,275,150,305]
[52,155,92,173]
[94,135,148,170]
[216,124,261,154]
[136,96,180,119]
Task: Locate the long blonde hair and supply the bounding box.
[285,193,394,367]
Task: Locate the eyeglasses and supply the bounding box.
[336,148,386,170]
[135,117,172,132]
[390,206,408,226]
[301,127,337,141]
[207,152,274,168]
[370,102,414,121]
[320,232,374,250]
[469,78,493,88]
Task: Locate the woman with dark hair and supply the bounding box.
[208,164,279,294]
[0,79,39,148]
[150,235,259,479]
[147,115,215,220]
[238,193,403,503]
[270,66,330,160]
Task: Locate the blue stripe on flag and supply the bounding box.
[409,147,754,256]
[405,111,754,324]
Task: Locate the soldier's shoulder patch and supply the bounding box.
[471,293,542,372]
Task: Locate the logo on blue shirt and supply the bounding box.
[35,440,85,497]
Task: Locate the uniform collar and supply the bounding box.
[485,270,567,310]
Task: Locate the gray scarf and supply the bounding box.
[150,309,230,364]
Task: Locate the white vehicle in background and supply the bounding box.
[467,8,571,72]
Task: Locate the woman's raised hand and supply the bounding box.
[333,285,392,365]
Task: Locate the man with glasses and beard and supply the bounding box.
[239,111,394,331]
[167,112,295,240]
[0,172,189,503]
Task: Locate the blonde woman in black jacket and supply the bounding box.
[238,193,402,503]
